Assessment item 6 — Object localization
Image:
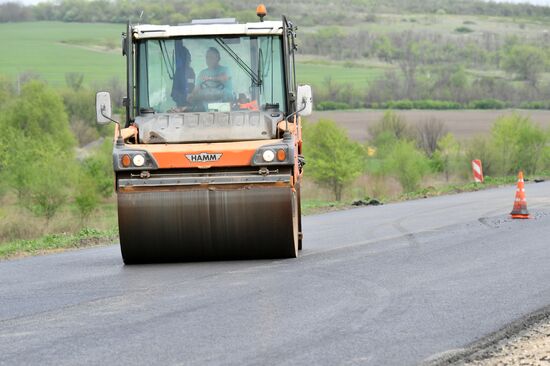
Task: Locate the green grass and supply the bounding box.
[0,21,387,89]
[397,175,532,201]
[302,174,549,215]
[296,62,387,89]
[0,21,124,87]
[0,227,118,259]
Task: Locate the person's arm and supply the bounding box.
[187,67,196,90]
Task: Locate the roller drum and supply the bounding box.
[117,185,298,263]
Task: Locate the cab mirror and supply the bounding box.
[297,85,313,116]
[96,91,112,125]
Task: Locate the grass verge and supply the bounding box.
[0,227,118,260]
[303,174,547,215]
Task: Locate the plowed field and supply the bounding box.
[309,110,550,141]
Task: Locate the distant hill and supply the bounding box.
[2,0,550,25]
[2,1,550,110]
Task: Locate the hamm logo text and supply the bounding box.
[186,152,223,162]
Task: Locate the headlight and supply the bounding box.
[132,154,145,167]
[262,150,275,162]
[252,144,293,166]
[114,150,157,170]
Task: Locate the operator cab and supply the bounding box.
[134,23,289,143]
[96,9,312,144]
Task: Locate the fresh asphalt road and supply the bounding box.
[1,182,550,366]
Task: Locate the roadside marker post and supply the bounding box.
[471,159,484,183]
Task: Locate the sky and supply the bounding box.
[2,0,550,5]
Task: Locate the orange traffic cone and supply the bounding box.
[511,171,529,219]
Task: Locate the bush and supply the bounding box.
[374,100,463,110]
[519,101,550,110]
[468,99,506,109]
[80,139,114,198]
[433,133,461,181]
[303,119,365,201]
[386,100,414,109]
[412,100,462,110]
[75,174,101,222]
[65,72,84,91]
[384,141,431,193]
[464,136,496,177]
[490,114,548,175]
[455,26,474,33]
[316,101,352,111]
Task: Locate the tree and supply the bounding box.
[390,32,424,98]
[65,72,84,91]
[61,87,99,145]
[1,132,75,223]
[384,140,430,193]
[3,80,75,150]
[303,119,365,201]
[502,44,546,88]
[0,80,77,222]
[368,110,411,144]
[19,142,76,224]
[415,117,447,157]
[373,35,394,63]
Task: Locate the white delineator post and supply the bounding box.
[471,159,484,183]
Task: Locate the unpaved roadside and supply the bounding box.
[465,320,550,365]
[427,306,550,366]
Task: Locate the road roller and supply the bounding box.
[95,6,312,263]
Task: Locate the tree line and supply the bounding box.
[306,26,550,110]
[2,0,550,25]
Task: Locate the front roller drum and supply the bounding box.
[117,186,298,263]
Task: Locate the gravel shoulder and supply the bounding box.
[426,305,550,365]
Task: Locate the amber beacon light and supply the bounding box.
[256,4,267,21]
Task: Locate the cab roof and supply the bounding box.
[132,20,284,39]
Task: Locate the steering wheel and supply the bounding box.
[200,79,225,90]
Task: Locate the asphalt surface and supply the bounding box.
[1,181,550,366]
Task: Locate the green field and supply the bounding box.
[0,21,388,89]
[0,22,124,86]
[296,62,387,89]
[1,17,547,91]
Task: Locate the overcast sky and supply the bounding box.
[2,0,550,6]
